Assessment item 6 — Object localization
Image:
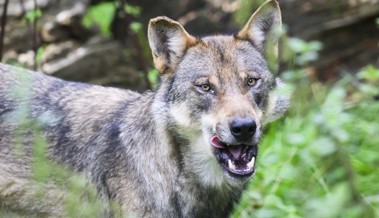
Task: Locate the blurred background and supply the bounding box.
[0,0,378,217]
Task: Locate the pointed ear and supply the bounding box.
[237,0,281,58]
[148,16,197,74]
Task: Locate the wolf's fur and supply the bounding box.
[0,0,289,217]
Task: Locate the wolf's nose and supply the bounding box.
[230,118,256,141]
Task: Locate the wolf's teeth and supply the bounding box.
[247,157,255,169]
[228,159,236,171]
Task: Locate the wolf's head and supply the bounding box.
[148,0,289,186]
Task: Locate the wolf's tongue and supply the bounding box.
[211,136,243,159]
[210,136,226,149]
[228,146,242,159]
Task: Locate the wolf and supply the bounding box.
[0,0,289,217]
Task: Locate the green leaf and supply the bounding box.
[124,4,141,16]
[24,9,42,22]
[148,68,159,89]
[130,21,142,33]
[82,2,116,37]
[357,65,379,82]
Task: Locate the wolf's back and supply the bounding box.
[0,63,149,216]
[0,63,143,171]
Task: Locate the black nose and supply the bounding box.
[230,118,256,141]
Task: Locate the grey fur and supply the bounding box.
[0,1,289,217]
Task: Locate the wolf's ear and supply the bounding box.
[148,16,197,74]
[237,0,281,59]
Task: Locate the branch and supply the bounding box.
[0,0,10,61]
[32,0,39,70]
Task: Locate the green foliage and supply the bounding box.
[233,0,266,27]
[357,65,379,83]
[82,2,142,38]
[82,2,116,37]
[124,4,141,17]
[36,45,46,67]
[24,8,42,23]
[148,68,160,89]
[284,38,323,65]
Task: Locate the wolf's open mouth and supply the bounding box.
[211,136,257,179]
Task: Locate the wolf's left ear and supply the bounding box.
[148,16,197,74]
[237,0,281,60]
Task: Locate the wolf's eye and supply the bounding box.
[247,78,258,87]
[200,84,211,91]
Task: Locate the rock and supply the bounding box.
[41,40,78,63]
[55,2,86,26]
[0,0,50,17]
[42,38,120,80]
[41,21,70,42]
[17,50,36,67]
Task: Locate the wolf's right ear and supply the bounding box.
[237,0,281,62]
[148,17,197,74]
